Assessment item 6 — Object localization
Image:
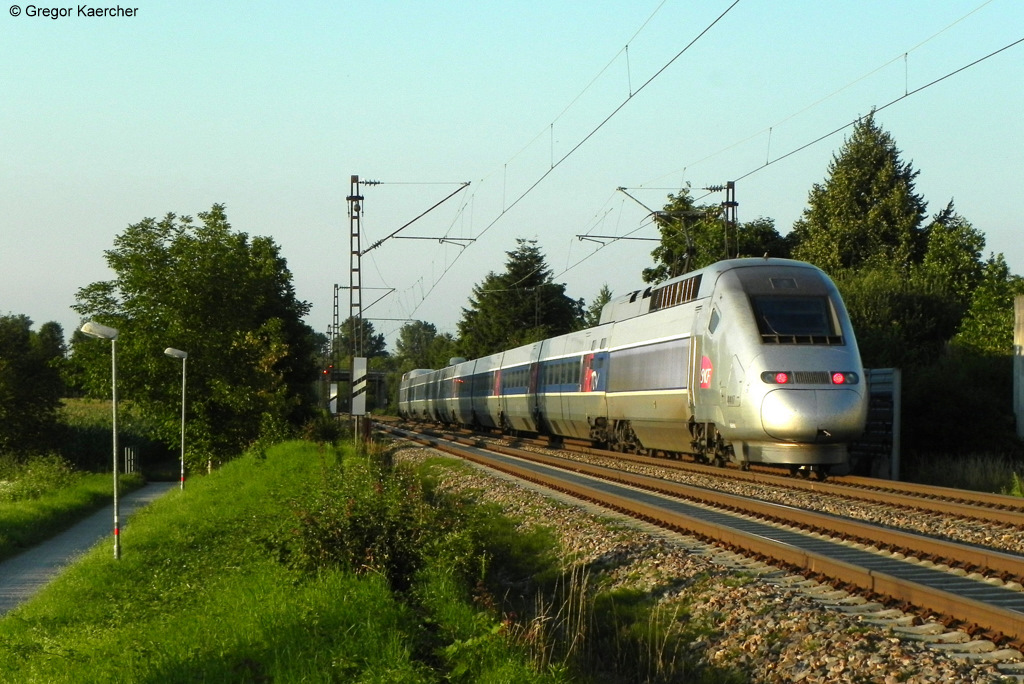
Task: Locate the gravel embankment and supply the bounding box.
[393,442,1022,683]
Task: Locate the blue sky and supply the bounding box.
[2,0,1022,349]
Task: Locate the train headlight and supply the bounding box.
[831,372,859,385]
[761,371,792,384]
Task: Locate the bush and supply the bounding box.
[286,446,441,591]
[901,351,1022,457]
[902,452,1024,494]
[301,411,347,445]
[0,453,79,502]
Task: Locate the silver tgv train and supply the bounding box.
[399,258,868,477]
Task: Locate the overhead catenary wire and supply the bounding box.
[737,34,1024,183]
[556,32,1024,279]
[634,0,1002,191]
[476,0,743,243]
[387,0,741,331]
[375,3,1020,342]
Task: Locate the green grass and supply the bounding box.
[0,454,144,563]
[0,439,798,683]
[0,441,564,683]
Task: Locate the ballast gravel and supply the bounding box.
[392,441,1019,684]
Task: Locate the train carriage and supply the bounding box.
[471,353,503,430]
[496,342,542,432]
[435,363,458,424]
[448,358,476,426]
[399,369,434,421]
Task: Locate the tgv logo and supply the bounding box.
[699,356,713,389]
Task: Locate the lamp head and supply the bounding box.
[164,348,188,360]
[81,321,119,340]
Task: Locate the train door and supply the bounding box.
[528,360,540,433]
[689,305,716,423]
[532,338,550,434]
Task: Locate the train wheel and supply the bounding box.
[813,466,830,481]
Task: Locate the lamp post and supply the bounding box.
[81,321,121,560]
[164,348,188,490]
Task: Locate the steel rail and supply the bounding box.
[834,475,1024,512]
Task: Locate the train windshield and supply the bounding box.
[750,296,841,343]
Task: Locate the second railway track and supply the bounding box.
[380,421,1024,655]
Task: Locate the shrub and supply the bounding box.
[301,411,347,445]
[0,453,79,502]
[286,447,440,591]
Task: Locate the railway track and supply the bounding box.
[505,430,1024,528]
[378,421,1024,661]
[410,421,1024,530]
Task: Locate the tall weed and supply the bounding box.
[1005,472,1024,498]
[903,452,1024,495]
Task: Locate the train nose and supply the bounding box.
[760,388,867,442]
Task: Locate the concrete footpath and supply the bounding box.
[0,482,177,615]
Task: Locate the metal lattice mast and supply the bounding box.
[347,175,364,360]
[723,181,738,259]
[331,284,340,368]
[346,176,366,433]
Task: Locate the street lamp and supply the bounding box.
[81,321,121,560]
[164,348,188,490]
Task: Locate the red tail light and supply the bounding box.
[761,371,791,384]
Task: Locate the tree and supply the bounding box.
[643,187,791,283]
[394,321,437,369]
[0,316,65,454]
[953,254,1024,356]
[919,200,986,313]
[394,321,456,370]
[330,316,389,364]
[835,200,994,369]
[791,113,928,273]
[72,204,317,469]
[833,267,962,369]
[583,284,613,328]
[457,239,583,358]
[427,332,457,368]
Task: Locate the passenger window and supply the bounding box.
[708,308,721,334]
